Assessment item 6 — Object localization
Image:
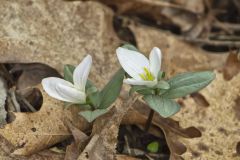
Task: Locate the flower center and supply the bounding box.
[139,67,155,81]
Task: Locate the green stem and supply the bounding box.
[144,109,154,132]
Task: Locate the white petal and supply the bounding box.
[116,47,149,80]
[149,47,162,78]
[42,77,85,103]
[124,78,157,87]
[56,83,86,104]
[73,55,92,92]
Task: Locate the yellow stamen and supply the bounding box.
[139,67,155,81]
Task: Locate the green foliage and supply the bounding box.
[79,109,108,123]
[144,95,180,118]
[162,71,215,99]
[64,64,75,83]
[147,141,160,153]
[99,68,125,109]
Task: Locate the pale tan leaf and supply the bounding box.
[0,85,89,156]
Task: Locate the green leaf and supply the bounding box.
[162,71,215,99]
[129,85,154,95]
[144,95,180,118]
[99,68,125,109]
[88,91,102,108]
[155,80,170,90]
[121,44,138,51]
[147,141,159,153]
[64,64,75,83]
[79,109,108,123]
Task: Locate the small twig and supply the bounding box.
[144,109,154,132]
[124,135,133,156]
[183,37,240,47]
[145,154,155,160]
[17,93,37,112]
[214,21,240,31]
[9,90,21,112]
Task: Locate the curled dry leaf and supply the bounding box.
[85,0,204,31]
[129,23,228,76]
[0,85,89,156]
[223,51,240,80]
[10,63,61,92]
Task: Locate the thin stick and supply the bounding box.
[9,90,21,112]
[144,109,154,132]
[18,94,37,112]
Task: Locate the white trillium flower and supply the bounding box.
[42,55,92,104]
[116,47,162,87]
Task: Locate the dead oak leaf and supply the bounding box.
[0,85,89,156]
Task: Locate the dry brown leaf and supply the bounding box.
[65,121,89,160]
[129,23,228,76]
[10,63,61,91]
[0,85,89,156]
[223,51,240,80]
[0,135,64,160]
[85,0,205,33]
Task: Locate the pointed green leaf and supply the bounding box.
[129,85,154,95]
[144,95,180,118]
[64,64,75,83]
[162,71,215,99]
[79,109,108,123]
[155,80,170,90]
[99,68,125,109]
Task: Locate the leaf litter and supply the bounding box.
[0,0,239,159]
